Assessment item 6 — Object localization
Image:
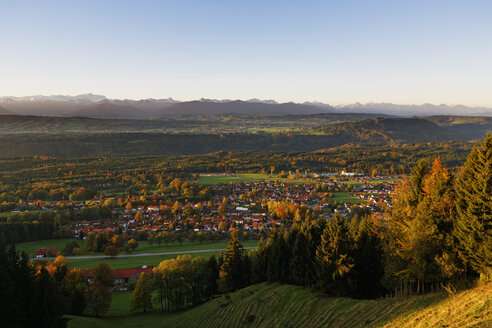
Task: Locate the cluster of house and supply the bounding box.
[10,175,400,239]
[351,181,396,209]
[81,265,154,287]
[65,178,397,237]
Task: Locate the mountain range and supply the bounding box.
[0,94,491,118]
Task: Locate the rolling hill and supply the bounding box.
[66,282,491,328]
[0,116,488,158]
[311,117,491,145]
[159,100,335,116]
[72,102,146,119]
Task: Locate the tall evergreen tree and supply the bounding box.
[206,254,219,297]
[351,216,385,298]
[289,230,311,286]
[455,133,492,281]
[387,157,459,294]
[33,268,66,328]
[316,214,354,296]
[218,231,247,292]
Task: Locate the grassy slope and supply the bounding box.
[67,282,491,328]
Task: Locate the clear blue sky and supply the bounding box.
[1,0,491,106]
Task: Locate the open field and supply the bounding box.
[0,209,51,218]
[67,281,491,328]
[328,192,366,204]
[197,173,311,185]
[68,250,222,269]
[17,239,259,257]
[343,178,400,185]
[17,239,259,269]
[15,238,76,257]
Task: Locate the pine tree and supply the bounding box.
[205,254,219,297]
[33,268,66,328]
[218,231,247,292]
[455,133,492,281]
[289,230,310,286]
[351,216,385,298]
[131,272,153,313]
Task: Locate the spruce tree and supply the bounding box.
[316,214,354,296]
[219,231,247,292]
[206,254,219,297]
[34,268,66,328]
[351,217,384,298]
[289,230,310,286]
[455,133,492,281]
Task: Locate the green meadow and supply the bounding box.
[197,173,311,185]
[17,239,259,269]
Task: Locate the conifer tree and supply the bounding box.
[218,231,247,292]
[206,254,219,297]
[289,230,310,286]
[455,133,492,281]
[316,214,354,296]
[34,268,66,328]
[131,272,153,313]
[388,157,458,293]
[351,216,384,298]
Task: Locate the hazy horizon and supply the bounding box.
[1,0,491,106]
[2,93,492,109]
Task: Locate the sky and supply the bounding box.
[0,0,491,106]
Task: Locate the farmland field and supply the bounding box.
[17,239,259,257]
[17,239,259,269]
[328,192,366,204]
[197,173,311,185]
[343,178,400,185]
[15,238,76,257]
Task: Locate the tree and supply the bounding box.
[62,240,80,255]
[135,211,144,221]
[290,230,310,286]
[104,245,119,258]
[93,262,114,287]
[130,273,153,313]
[218,231,249,292]
[128,238,138,250]
[111,234,124,248]
[455,133,492,281]
[176,232,184,246]
[61,269,88,315]
[84,282,112,317]
[350,216,385,298]
[206,255,219,297]
[316,214,354,296]
[33,267,67,328]
[386,157,458,294]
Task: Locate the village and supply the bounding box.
[9,174,399,241]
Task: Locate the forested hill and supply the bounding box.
[0,121,488,159]
[310,117,491,144]
[159,100,334,115]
